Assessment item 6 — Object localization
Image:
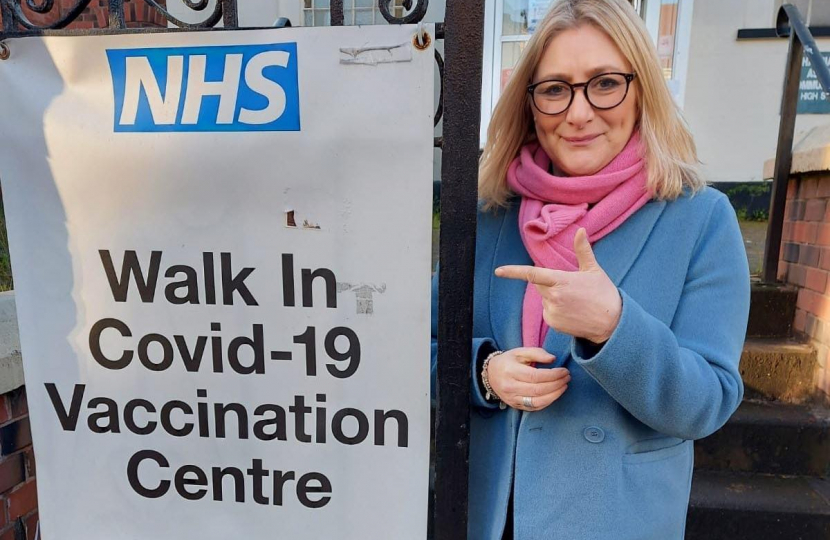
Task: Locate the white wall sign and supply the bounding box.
[0,25,432,539]
[798,52,830,114]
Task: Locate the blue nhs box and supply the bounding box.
[106,43,300,132]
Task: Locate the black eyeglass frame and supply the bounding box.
[526,72,637,116]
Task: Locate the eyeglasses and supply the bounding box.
[527,72,637,116]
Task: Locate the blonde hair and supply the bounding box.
[479,0,705,209]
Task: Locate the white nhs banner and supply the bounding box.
[107,43,300,132]
[0,24,434,540]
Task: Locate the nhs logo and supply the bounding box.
[106,43,300,132]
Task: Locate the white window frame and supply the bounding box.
[479,0,497,146]
[301,0,405,26]
[642,0,694,107]
[480,0,534,147]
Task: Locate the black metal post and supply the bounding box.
[221,0,237,29]
[107,0,125,28]
[330,0,344,27]
[434,0,484,538]
[0,0,14,34]
[763,5,811,282]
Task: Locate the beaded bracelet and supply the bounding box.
[481,350,507,410]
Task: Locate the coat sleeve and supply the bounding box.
[430,267,500,410]
[569,195,750,440]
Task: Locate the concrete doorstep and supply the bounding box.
[0,292,22,396]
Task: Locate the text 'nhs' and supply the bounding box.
[107,43,300,132]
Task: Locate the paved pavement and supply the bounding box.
[740,220,767,277]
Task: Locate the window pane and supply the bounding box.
[501,41,527,92]
[303,0,312,8]
[502,0,643,36]
[628,0,645,17]
[314,9,331,25]
[314,0,330,8]
[657,0,679,79]
[503,0,554,36]
[304,10,313,26]
[355,8,374,25]
[502,0,528,36]
[355,0,374,7]
[344,7,353,23]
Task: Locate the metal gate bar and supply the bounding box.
[431,1,482,538]
[763,4,830,282]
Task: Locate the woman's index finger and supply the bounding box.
[495,265,559,286]
[513,364,570,384]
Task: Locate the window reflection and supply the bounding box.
[496,1,655,95]
[501,41,527,91]
[657,0,679,79]
[502,0,530,36]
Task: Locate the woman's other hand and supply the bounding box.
[495,228,622,344]
[488,348,570,411]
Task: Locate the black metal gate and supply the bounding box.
[0,1,481,538]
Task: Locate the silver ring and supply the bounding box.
[522,396,534,409]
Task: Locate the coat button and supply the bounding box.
[583,426,605,443]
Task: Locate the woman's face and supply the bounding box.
[531,24,639,176]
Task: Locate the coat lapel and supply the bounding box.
[541,198,667,359]
[489,199,668,359]
[489,202,532,351]
[592,198,667,288]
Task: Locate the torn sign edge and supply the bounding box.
[284,209,322,231]
[339,42,412,66]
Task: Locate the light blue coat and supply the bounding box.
[430,186,751,540]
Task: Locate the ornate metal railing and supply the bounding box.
[0,0,238,32]
[764,4,830,282]
[0,1,481,538]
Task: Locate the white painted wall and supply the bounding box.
[684,0,830,183]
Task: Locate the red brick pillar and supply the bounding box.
[0,388,36,540]
[779,173,830,401]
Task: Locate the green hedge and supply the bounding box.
[722,182,770,222]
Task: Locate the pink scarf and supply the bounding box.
[506,132,651,347]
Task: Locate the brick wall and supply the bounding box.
[0,388,36,540]
[778,173,830,402]
[2,0,168,30]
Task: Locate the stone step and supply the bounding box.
[740,338,817,403]
[695,400,830,476]
[686,471,830,540]
[748,281,797,339]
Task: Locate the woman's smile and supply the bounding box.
[561,133,602,147]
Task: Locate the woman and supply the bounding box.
[429,0,750,538]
